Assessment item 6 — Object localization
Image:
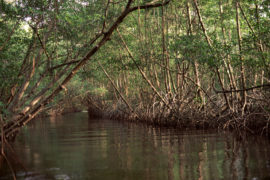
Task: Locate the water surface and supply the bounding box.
[1,112,270,179]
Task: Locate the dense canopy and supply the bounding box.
[0,0,270,141]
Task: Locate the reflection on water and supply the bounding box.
[1,112,270,180]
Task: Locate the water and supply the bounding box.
[1,112,270,180]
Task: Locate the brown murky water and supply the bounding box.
[1,112,270,180]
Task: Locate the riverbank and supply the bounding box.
[103,100,270,138]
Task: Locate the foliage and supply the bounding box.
[0,0,270,137]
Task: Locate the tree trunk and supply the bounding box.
[235,0,247,112]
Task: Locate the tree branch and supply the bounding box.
[214,84,270,94]
[3,0,172,140]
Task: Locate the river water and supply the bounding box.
[1,112,270,180]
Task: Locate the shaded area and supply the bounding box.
[1,112,270,180]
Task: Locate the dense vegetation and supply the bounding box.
[0,0,270,146]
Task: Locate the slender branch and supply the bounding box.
[117,29,168,106]
[193,0,231,110]
[33,26,51,62]
[98,61,136,116]
[101,0,111,32]
[49,59,80,71]
[238,3,256,37]
[129,0,170,12]
[214,84,270,94]
[193,0,212,47]
[238,2,267,67]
